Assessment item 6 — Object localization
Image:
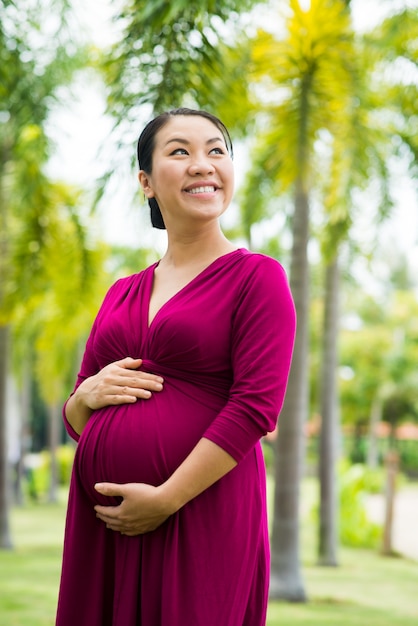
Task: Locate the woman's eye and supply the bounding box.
[169,146,225,156]
[171,148,188,155]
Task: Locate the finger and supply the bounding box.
[135,372,164,386]
[117,357,143,370]
[107,380,162,398]
[99,391,139,404]
[95,512,126,531]
[132,378,163,393]
[96,513,131,533]
[102,385,149,402]
[95,507,119,521]
[117,384,152,398]
[119,370,164,386]
[119,376,164,392]
[101,518,125,532]
[95,482,124,497]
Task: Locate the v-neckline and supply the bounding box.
[146,249,244,329]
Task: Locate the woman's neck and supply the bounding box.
[161,229,236,269]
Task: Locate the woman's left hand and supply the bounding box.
[94,482,173,535]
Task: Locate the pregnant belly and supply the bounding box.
[74,382,223,504]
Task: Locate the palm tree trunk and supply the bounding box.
[270,178,308,601]
[0,324,13,549]
[318,256,340,566]
[0,147,13,547]
[367,394,382,469]
[15,359,31,506]
[48,401,60,503]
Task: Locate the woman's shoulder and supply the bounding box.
[235,249,288,279]
[232,251,293,310]
[231,250,295,325]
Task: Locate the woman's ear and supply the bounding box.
[138,171,155,197]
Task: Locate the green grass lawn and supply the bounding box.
[0,492,66,626]
[1,484,417,625]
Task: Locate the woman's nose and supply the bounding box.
[188,155,214,175]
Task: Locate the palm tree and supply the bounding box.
[242,0,356,599]
[316,1,418,565]
[0,0,85,547]
[11,182,110,502]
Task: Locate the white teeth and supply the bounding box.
[187,186,216,194]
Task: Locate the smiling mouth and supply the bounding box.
[185,186,216,194]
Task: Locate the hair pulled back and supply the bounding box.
[137,108,233,230]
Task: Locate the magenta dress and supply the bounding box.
[56,249,296,626]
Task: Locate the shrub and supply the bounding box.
[398,440,418,477]
[311,460,383,550]
[359,466,385,494]
[56,444,75,485]
[339,463,382,549]
[26,444,75,500]
[29,451,50,499]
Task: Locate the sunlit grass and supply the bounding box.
[267,544,418,626]
[0,491,66,626]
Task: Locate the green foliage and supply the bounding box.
[399,442,418,478]
[27,446,75,500]
[339,462,382,548]
[0,0,86,164]
[56,444,76,485]
[28,453,50,500]
[343,432,418,478]
[339,326,392,425]
[311,461,383,549]
[101,0,261,132]
[249,0,355,187]
[0,0,103,416]
[108,244,159,277]
[353,465,385,495]
[238,0,367,258]
[339,288,418,430]
[364,7,418,177]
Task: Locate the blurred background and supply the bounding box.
[1,0,417,624]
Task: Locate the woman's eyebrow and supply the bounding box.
[164,136,224,147]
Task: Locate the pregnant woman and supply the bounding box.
[55,108,296,626]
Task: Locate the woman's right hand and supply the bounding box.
[65,358,163,435]
[77,357,164,410]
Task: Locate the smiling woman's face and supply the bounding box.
[138,115,235,230]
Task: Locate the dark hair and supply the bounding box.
[137,108,234,230]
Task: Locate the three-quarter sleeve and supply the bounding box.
[203,256,296,462]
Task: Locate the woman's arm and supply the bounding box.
[65,357,164,435]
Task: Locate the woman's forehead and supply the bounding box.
[155,115,225,145]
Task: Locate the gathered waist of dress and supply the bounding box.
[140,359,232,400]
